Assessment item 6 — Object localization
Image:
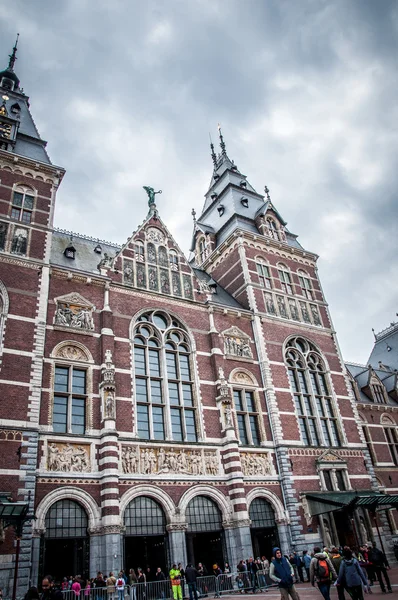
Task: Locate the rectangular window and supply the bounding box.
[152,406,164,440]
[179,355,191,381]
[362,426,375,466]
[11,191,33,223]
[171,408,183,441]
[53,366,86,434]
[234,389,261,446]
[336,470,346,491]
[385,428,398,466]
[278,270,293,294]
[166,353,177,379]
[137,404,149,438]
[323,470,333,491]
[185,409,197,442]
[298,275,313,300]
[256,263,272,289]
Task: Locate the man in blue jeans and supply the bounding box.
[310,547,337,600]
[185,563,199,600]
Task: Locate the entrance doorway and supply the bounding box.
[124,496,168,575]
[249,498,279,560]
[185,496,226,571]
[41,499,89,583]
[333,511,356,548]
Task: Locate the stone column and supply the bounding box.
[276,519,291,554]
[167,524,187,567]
[30,531,43,588]
[224,521,253,569]
[102,525,124,575]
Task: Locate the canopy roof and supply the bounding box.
[306,491,398,516]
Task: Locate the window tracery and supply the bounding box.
[123,237,192,300]
[285,337,341,447]
[133,310,198,442]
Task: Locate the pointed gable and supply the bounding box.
[113,211,199,302]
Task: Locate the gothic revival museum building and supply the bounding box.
[0,43,396,595]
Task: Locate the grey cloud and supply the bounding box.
[0,0,397,363]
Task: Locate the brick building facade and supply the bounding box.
[0,45,394,595]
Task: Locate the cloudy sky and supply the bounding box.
[1,0,397,364]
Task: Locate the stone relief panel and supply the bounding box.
[55,345,88,362]
[47,442,90,473]
[121,446,221,476]
[241,451,275,477]
[222,326,253,359]
[146,227,165,245]
[54,292,95,331]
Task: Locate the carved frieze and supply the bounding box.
[241,451,275,477]
[47,442,90,473]
[146,227,165,244]
[222,326,253,359]
[121,445,220,476]
[56,345,87,361]
[54,292,95,331]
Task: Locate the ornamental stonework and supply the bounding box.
[222,326,253,359]
[146,227,165,244]
[241,451,275,477]
[53,292,95,331]
[121,445,220,476]
[47,442,90,473]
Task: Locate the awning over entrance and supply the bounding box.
[305,491,398,516]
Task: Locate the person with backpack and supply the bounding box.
[368,542,392,593]
[336,548,368,600]
[269,547,299,600]
[116,572,125,600]
[330,548,346,600]
[309,546,337,600]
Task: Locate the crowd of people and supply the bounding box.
[17,541,393,600]
[269,541,392,600]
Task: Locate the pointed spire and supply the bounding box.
[8,33,19,71]
[218,123,227,156]
[209,133,217,168]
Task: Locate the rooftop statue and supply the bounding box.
[143,186,162,207]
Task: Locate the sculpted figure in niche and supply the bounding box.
[224,403,233,428]
[323,519,333,548]
[124,264,134,284]
[105,391,116,419]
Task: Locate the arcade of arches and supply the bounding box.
[39,494,281,581]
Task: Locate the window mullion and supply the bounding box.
[68,367,73,433]
[162,343,173,441]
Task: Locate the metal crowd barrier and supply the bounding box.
[59,572,278,600]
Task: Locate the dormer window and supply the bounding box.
[0,78,14,91]
[372,383,386,404]
[241,197,249,208]
[239,180,247,188]
[64,244,76,259]
[217,205,225,217]
[199,238,207,263]
[10,103,20,115]
[11,187,35,224]
[266,218,280,241]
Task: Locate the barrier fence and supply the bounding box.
[60,572,278,600]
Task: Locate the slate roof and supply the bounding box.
[368,321,398,372]
[192,267,244,309]
[50,229,120,274]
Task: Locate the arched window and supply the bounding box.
[285,337,341,447]
[382,416,398,465]
[186,496,222,532]
[11,185,35,224]
[298,270,313,300]
[256,258,272,289]
[169,250,179,271]
[266,218,280,241]
[198,237,207,263]
[45,499,88,538]
[249,498,275,528]
[124,496,166,535]
[133,310,197,442]
[277,264,293,295]
[135,241,145,262]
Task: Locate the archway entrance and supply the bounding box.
[41,499,89,583]
[249,498,279,560]
[185,496,226,572]
[124,496,168,576]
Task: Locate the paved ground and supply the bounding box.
[222,566,398,600]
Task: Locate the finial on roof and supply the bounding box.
[217,123,227,156]
[264,185,271,202]
[191,208,196,223]
[209,133,217,168]
[8,33,19,71]
[372,328,376,341]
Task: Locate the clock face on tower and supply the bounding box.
[0,121,12,139]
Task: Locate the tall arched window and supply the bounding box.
[278,264,293,295]
[256,257,272,289]
[298,270,313,300]
[266,218,280,240]
[285,337,341,447]
[45,499,88,538]
[133,310,198,442]
[186,496,222,532]
[0,281,9,364]
[124,496,166,535]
